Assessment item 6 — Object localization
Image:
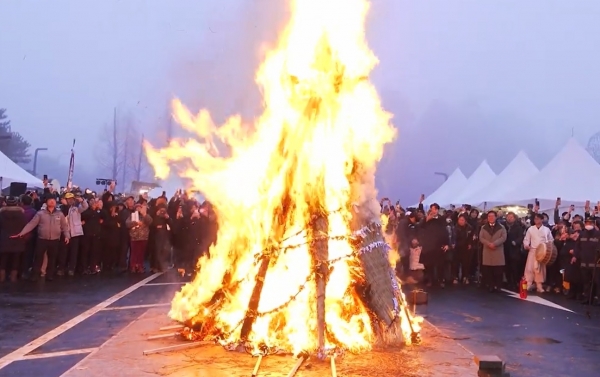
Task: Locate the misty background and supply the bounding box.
[1,0,600,202]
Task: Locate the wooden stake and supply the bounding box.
[142,341,212,355]
[159,324,184,331]
[286,353,308,377]
[310,214,329,350]
[147,332,178,340]
[331,355,337,377]
[251,354,263,377]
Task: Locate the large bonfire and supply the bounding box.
[145,0,420,356]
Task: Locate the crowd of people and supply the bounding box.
[0,182,218,283]
[383,197,600,305]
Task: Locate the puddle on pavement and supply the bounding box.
[518,336,562,344]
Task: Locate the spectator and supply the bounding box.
[0,197,28,282]
[504,212,525,290]
[12,197,70,281]
[126,202,152,273]
[479,211,507,293]
[59,192,89,276]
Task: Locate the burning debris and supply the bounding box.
[143,0,421,371]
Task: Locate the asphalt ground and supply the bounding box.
[0,272,599,377]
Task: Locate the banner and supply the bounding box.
[66,139,76,190]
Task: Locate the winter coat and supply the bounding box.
[126,212,153,241]
[0,206,28,253]
[480,222,507,266]
[19,208,69,241]
[22,205,37,223]
[560,238,581,283]
[419,216,447,253]
[81,208,103,237]
[504,221,524,259]
[454,223,474,251]
[395,217,419,256]
[575,228,600,266]
[101,209,121,248]
[63,201,89,237]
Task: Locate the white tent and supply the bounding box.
[462,151,539,206]
[421,168,467,207]
[0,151,43,188]
[493,138,600,209]
[450,161,496,206]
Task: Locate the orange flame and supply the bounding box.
[145,0,420,354]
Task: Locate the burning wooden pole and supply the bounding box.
[309,213,329,352]
[240,190,294,341]
[286,352,309,377]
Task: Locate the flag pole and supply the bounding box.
[66,139,76,191]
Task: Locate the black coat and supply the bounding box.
[81,208,102,236]
[455,223,474,251]
[504,221,525,258]
[560,238,581,283]
[419,216,447,253]
[576,228,600,265]
[0,206,28,253]
[395,217,419,254]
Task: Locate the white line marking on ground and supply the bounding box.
[501,289,575,313]
[0,272,163,370]
[58,309,159,376]
[20,348,98,360]
[143,282,187,286]
[101,303,170,311]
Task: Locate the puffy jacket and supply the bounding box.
[18,208,70,241]
[63,200,89,237]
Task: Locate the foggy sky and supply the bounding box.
[1,0,600,200]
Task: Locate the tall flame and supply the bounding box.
[145,0,402,354]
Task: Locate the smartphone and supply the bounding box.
[535,199,540,207]
[557,197,561,205]
[43,174,48,180]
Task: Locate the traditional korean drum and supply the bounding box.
[535,241,558,266]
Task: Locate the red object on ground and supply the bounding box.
[519,277,528,299]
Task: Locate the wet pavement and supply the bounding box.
[424,286,600,377]
[0,272,598,376]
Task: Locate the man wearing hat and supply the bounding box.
[523,213,553,293]
[575,217,600,304]
[58,192,88,275]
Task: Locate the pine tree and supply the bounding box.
[0,108,31,164]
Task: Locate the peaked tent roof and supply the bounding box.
[422,168,468,207]
[0,151,43,188]
[451,161,496,206]
[463,151,539,206]
[494,138,600,208]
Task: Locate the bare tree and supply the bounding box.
[94,107,137,191]
[587,131,600,164]
[127,125,151,184]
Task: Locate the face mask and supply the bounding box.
[446,218,452,224]
[563,216,570,220]
[585,225,594,230]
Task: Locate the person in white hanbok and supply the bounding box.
[523,213,553,292]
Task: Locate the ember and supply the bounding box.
[144,0,421,357]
